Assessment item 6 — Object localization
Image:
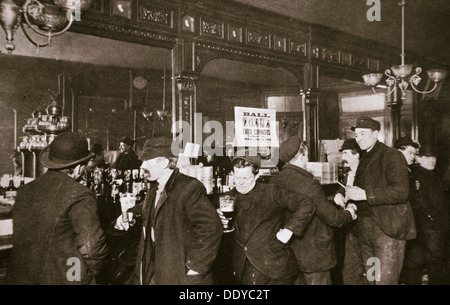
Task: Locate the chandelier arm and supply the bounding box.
[370,83,397,97]
[410,80,438,95]
[22,6,74,38]
[20,20,50,47]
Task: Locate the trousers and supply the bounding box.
[354,217,406,285]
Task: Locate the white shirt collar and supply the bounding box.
[156,169,173,192]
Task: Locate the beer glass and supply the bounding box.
[219,194,235,233]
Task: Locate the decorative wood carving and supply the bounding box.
[322,47,340,64]
[200,18,224,38]
[247,30,270,48]
[290,40,307,57]
[176,73,197,94]
[139,4,173,28]
[228,25,243,43]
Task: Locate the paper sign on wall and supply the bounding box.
[234,106,278,147]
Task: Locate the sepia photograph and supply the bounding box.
[0,0,449,294]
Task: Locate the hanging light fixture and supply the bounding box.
[362,1,447,102]
[0,0,92,53]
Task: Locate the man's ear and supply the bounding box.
[160,157,170,168]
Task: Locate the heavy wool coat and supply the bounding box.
[271,164,353,272]
[128,169,223,285]
[410,165,449,234]
[229,182,315,281]
[6,170,108,285]
[358,141,416,240]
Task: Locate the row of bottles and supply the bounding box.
[213,166,234,194]
[0,174,25,202]
[84,167,150,205]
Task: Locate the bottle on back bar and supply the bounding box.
[5,174,17,200]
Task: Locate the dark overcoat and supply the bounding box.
[410,165,449,234]
[229,182,315,281]
[6,170,108,285]
[128,169,223,285]
[271,164,353,272]
[112,150,142,171]
[358,141,416,240]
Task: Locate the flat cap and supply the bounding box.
[279,137,301,163]
[351,116,381,131]
[232,148,261,168]
[139,137,177,161]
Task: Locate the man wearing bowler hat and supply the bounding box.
[346,116,416,284]
[114,137,223,285]
[333,138,365,285]
[112,136,142,171]
[394,136,419,167]
[6,132,108,285]
[402,144,449,284]
[271,137,356,285]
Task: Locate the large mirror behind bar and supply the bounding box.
[196,58,302,158]
[0,31,172,177]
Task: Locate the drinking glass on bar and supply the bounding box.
[219,194,235,233]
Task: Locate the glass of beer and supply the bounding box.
[219,194,235,233]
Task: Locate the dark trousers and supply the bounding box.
[402,229,447,285]
[240,259,296,285]
[355,217,406,285]
[342,227,365,285]
[294,271,332,285]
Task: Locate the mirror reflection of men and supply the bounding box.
[346,116,416,285]
[112,137,142,171]
[217,149,315,285]
[114,137,223,285]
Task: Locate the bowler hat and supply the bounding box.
[232,148,261,168]
[417,144,437,157]
[339,138,361,153]
[120,136,135,146]
[139,137,177,161]
[394,137,419,149]
[40,132,95,169]
[279,137,301,163]
[351,116,381,131]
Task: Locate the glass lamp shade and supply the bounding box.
[426,69,447,82]
[26,2,69,32]
[390,64,413,78]
[362,73,383,86]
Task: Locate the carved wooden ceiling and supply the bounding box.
[234,0,450,65]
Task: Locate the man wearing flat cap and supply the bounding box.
[217,148,315,284]
[271,137,356,285]
[112,136,142,172]
[345,116,416,284]
[7,132,108,284]
[402,144,449,285]
[114,137,223,285]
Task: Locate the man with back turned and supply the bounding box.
[7,132,108,284]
